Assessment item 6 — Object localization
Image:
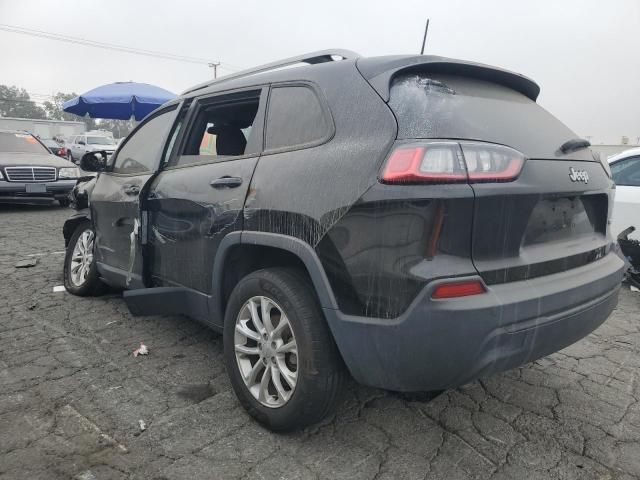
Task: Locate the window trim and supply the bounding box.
[611,155,640,187]
[261,81,335,157]
[165,85,268,170]
[105,103,181,177]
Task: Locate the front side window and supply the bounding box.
[175,90,262,167]
[0,132,49,154]
[611,157,640,186]
[112,107,177,175]
[265,85,331,151]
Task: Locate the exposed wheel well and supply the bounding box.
[220,244,311,315]
[63,216,90,247]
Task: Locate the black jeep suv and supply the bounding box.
[62,50,624,431]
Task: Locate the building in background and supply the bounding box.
[0,116,85,140]
[586,135,640,160]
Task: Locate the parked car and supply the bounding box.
[62,50,624,431]
[608,148,640,240]
[66,133,117,164]
[40,137,67,158]
[0,129,80,206]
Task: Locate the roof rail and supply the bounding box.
[182,49,360,95]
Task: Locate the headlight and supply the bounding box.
[58,167,80,179]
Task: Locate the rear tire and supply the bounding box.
[63,221,104,296]
[223,268,345,431]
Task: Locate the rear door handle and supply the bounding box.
[123,184,140,196]
[210,176,243,188]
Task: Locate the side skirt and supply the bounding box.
[123,287,218,331]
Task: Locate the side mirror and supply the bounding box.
[80,151,108,172]
[78,141,86,145]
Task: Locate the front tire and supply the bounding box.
[223,268,345,431]
[63,221,104,296]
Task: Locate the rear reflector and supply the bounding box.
[380,142,525,184]
[431,280,486,299]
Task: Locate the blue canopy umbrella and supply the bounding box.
[63,82,176,121]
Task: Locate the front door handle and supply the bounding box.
[123,184,140,196]
[210,176,243,188]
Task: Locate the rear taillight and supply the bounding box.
[431,280,486,299]
[460,143,525,182]
[381,143,466,184]
[380,141,525,184]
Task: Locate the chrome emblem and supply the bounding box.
[569,167,589,184]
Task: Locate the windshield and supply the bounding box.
[0,132,49,154]
[87,136,115,145]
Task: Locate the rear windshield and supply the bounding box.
[0,132,49,154]
[87,136,115,145]
[389,74,588,160]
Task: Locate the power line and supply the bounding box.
[0,24,242,71]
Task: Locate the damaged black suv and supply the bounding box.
[63,50,624,431]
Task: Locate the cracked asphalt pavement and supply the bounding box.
[1,204,639,480]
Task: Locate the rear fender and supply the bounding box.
[210,231,339,325]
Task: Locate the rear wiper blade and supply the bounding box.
[559,138,591,154]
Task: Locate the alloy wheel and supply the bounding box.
[234,296,298,408]
[70,229,95,287]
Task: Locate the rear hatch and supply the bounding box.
[361,58,613,285]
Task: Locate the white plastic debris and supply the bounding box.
[138,419,147,432]
[53,285,66,293]
[133,343,149,357]
[630,285,640,293]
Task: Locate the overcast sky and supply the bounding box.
[0,0,638,143]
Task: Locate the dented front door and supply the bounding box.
[90,105,181,288]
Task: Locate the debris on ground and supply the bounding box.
[631,285,640,293]
[138,419,147,432]
[53,285,66,293]
[74,471,97,480]
[133,343,149,357]
[27,301,38,310]
[15,258,38,268]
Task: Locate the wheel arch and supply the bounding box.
[62,210,91,247]
[212,231,339,324]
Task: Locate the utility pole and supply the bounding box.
[208,62,221,79]
[420,19,430,55]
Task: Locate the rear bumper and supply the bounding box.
[0,179,76,203]
[324,251,624,392]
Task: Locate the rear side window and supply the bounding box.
[0,132,49,154]
[611,157,640,186]
[389,73,582,160]
[265,85,331,151]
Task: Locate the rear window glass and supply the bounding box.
[265,86,330,151]
[0,132,49,154]
[611,157,640,186]
[389,74,583,160]
[87,136,116,145]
